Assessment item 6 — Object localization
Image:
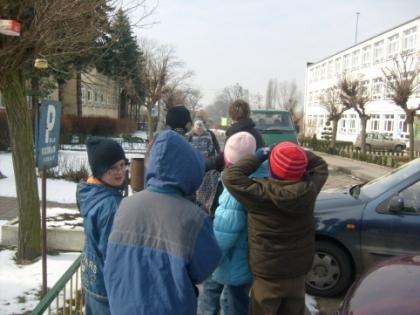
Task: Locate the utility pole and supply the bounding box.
[355,12,360,44]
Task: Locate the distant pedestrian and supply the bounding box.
[77,137,128,315]
[104,130,221,315]
[188,119,217,159]
[223,142,328,315]
[226,99,264,148]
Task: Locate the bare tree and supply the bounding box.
[382,53,419,159]
[276,81,303,131]
[339,75,371,155]
[319,86,347,149]
[206,83,249,124]
[265,79,277,109]
[0,0,115,262]
[139,39,193,140]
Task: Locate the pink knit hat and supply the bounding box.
[269,141,308,180]
[224,132,256,166]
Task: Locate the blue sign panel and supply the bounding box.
[36,101,62,169]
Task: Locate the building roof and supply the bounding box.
[307,15,420,67]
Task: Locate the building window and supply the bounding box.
[320,63,326,80]
[340,114,347,133]
[349,114,357,134]
[385,76,396,99]
[343,54,351,72]
[387,34,399,59]
[100,93,104,105]
[372,78,384,100]
[370,114,380,131]
[335,57,341,75]
[403,27,417,52]
[310,69,315,82]
[351,50,360,70]
[315,66,320,81]
[327,60,333,79]
[87,89,92,102]
[383,114,394,132]
[398,114,407,134]
[361,80,370,96]
[362,46,371,67]
[374,40,384,64]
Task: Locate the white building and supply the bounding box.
[304,16,420,144]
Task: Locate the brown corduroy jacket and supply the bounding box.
[222,151,328,279]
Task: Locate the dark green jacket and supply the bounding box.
[222,151,328,279]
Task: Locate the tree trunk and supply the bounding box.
[31,76,39,112]
[330,119,338,149]
[146,103,154,142]
[119,89,127,119]
[76,70,82,117]
[360,115,368,155]
[2,69,41,262]
[58,79,65,103]
[406,110,414,160]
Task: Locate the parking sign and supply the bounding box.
[36,100,62,169]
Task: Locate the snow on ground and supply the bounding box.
[0,247,80,314]
[0,151,142,204]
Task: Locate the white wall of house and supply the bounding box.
[304,16,420,144]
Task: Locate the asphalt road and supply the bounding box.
[314,169,362,315]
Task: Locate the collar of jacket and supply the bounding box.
[147,185,183,196]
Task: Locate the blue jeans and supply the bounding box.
[198,276,250,315]
[223,283,251,315]
[198,277,226,315]
[85,292,111,315]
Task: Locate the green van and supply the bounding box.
[251,109,298,146]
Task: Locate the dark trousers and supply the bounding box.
[250,275,306,315]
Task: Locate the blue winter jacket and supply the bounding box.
[212,161,269,286]
[77,181,123,299]
[104,130,222,315]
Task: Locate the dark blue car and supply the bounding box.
[306,158,420,297]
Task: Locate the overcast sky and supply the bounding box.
[133,0,420,106]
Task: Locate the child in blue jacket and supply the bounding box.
[77,137,127,315]
[104,130,221,315]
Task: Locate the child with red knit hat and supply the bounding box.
[222,141,328,315]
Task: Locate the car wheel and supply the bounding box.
[306,241,353,297]
[394,145,403,153]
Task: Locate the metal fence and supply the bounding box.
[31,255,84,315]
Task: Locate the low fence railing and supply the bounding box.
[301,138,420,168]
[31,255,84,315]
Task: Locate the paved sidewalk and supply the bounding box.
[0,196,76,221]
[314,151,392,182]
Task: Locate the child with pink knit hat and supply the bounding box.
[198,132,269,315]
[222,141,328,315]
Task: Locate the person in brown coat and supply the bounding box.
[222,141,328,315]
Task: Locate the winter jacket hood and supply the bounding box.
[146,130,205,196]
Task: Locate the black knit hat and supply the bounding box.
[86,137,126,178]
[166,105,192,133]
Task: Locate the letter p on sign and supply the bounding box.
[45,105,56,143]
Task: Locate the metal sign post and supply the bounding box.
[35,100,62,296]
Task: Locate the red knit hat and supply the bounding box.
[269,141,308,180]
